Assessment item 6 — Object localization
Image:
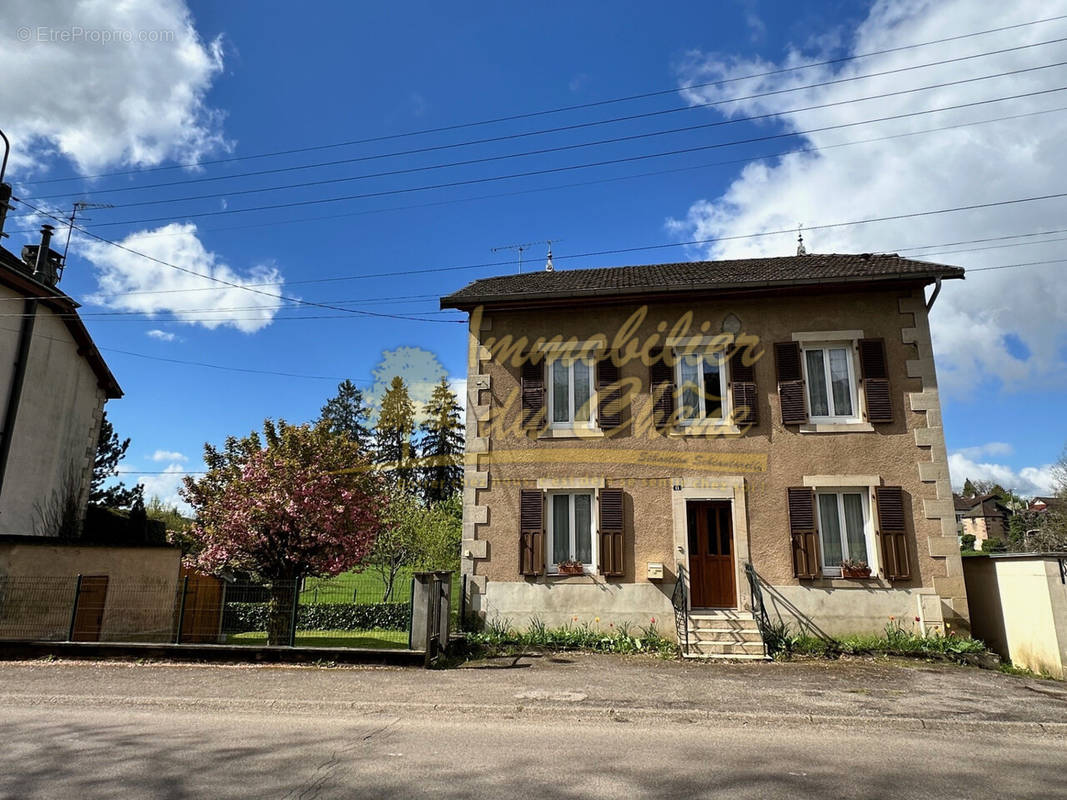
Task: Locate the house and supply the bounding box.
[957,494,1011,548]
[0,221,122,536]
[441,252,969,657]
[1029,496,1065,515]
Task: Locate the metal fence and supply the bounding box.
[0,570,412,649]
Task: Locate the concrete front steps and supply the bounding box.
[683,610,767,660]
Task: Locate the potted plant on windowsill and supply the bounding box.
[841,559,872,579]
[557,560,585,575]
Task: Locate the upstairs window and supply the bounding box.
[675,352,727,424]
[802,344,858,422]
[548,357,595,428]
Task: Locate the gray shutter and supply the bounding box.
[519,489,544,576]
[787,487,820,579]
[599,488,625,577]
[648,348,674,429]
[875,486,911,580]
[774,341,807,425]
[858,338,893,423]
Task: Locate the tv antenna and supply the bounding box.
[61,201,113,277]
[491,239,562,273]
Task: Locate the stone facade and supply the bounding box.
[454,282,969,638]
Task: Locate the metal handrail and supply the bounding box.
[670,563,689,656]
[743,562,769,659]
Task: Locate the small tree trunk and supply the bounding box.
[266,581,296,646]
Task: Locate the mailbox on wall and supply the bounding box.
[646,562,664,581]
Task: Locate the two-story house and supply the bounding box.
[441,253,968,657]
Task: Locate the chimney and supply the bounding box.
[22,225,62,286]
[545,245,554,272]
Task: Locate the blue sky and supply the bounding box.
[2,0,1066,506]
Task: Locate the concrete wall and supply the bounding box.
[963,554,1067,678]
[461,284,968,636]
[0,541,182,642]
[0,286,106,535]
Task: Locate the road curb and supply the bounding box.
[2,692,1062,736]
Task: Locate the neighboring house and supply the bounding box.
[958,494,1011,548]
[0,222,122,536]
[442,252,969,657]
[1029,496,1066,515]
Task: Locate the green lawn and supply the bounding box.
[227,629,409,649]
[300,568,462,611]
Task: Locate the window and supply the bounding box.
[802,343,858,422]
[548,492,594,571]
[548,357,595,428]
[816,490,870,577]
[675,351,728,424]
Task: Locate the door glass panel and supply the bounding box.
[551,360,570,423]
[687,505,699,554]
[552,494,570,563]
[705,507,719,555]
[806,349,829,416]
[574,361,591,423]
[719,507,731,555]
[702,358,723,419]
[574,494,592,563]
[818,494,843,567]
[828,348,853,416]
[679,355,700,420]
[842,493,867,562]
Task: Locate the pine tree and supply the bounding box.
[420,378,464,503]
[375,376,417,491]
[319,379,371,450]
[89,411,144,509]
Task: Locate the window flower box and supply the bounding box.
[557,560,584,575]
[841,559,871,579]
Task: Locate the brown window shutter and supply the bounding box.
[597,353,624,432]
[787,487,820,579]
[648,347,675,429]
[520,359,545,431]
[858,338,893,423]
[729,350,759,427]
[774,341,807,425]
[598,488,625,577]
[519,489,545,576]
[875,485,911,580]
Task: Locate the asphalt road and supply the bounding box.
[1,656,1065,798]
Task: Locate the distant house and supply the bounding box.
[957,494,1011,548]
[0,222,122,536]
[1029,496,1066,515]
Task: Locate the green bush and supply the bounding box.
[771,620,987,661]
[467,619,677,658]
[959,533,976,551]
[223,601,410,633]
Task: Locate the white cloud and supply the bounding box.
[669,0,1067,397]
[83,222,285,333]
[450,377,468,422]
[138,462,191,513]
[146,329,176,342]
[954,441,1014,459]
[0,0,228,175]
[948,451,1055,497]
[150,449,186,462]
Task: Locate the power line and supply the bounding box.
[28,36,1067,205]
[26,60,1067,216]
[19,12,1067,187]
[16,83,1067,233]
[12,101,1066,248]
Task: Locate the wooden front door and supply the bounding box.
[71,576,109,642]
[687,501,736,608]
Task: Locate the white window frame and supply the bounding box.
[815,487,875,578]
[673,349,730,426]
[800,340,861,424]
[546,490,597,573]
[546,356,597,430]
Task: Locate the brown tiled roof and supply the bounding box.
[440,252,964,309]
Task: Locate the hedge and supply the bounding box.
[223,601,410,633]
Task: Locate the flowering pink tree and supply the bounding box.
[181,420,383,643]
